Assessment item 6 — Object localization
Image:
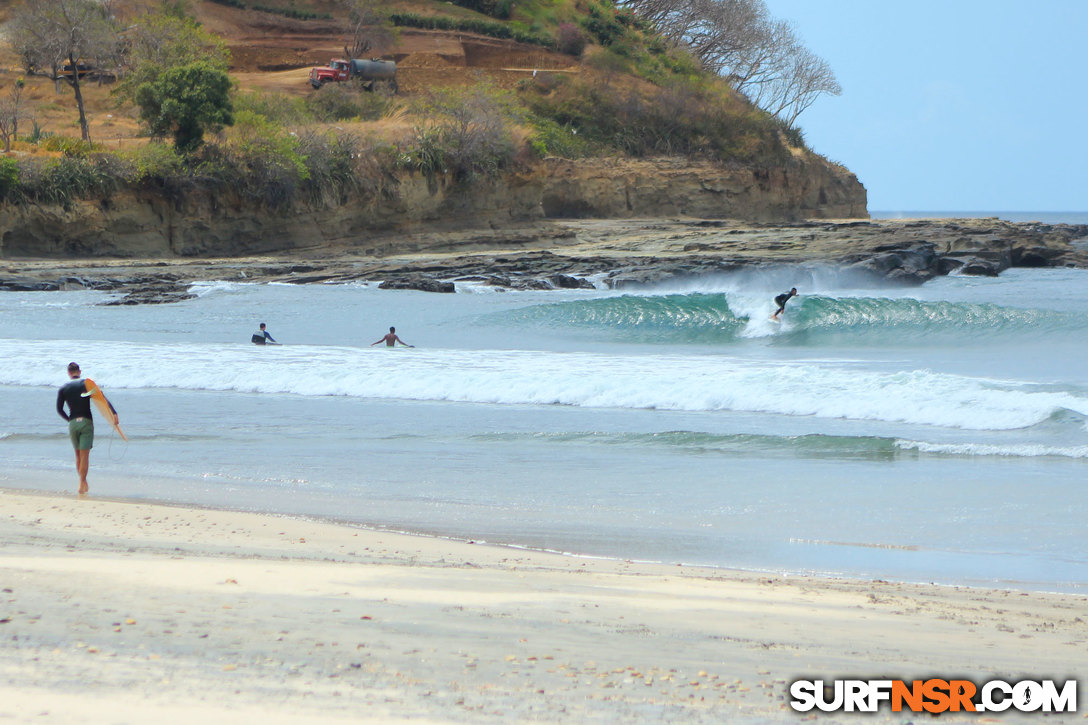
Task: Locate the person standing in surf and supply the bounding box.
[371,326,414,348]
[772,288,798,320]
[252,322,277,345]
[56,362,118,495]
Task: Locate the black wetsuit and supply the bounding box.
[56,379,92,421]
[252,330,276,345]
[774,291,796,314]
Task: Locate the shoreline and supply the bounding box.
[3,216,1087,303]
[4,479,1081,598]
[2,487,1086,722]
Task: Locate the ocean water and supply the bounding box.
[2,263,1087,592]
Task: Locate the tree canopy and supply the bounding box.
[117,8,231,102]
[135,61,234,153]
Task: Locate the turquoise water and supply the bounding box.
[2,265,1087,591]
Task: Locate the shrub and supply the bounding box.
[306,84,393,123]
[211,109,309,208]
[772,116,807,149]
[583,47,634,79]
[206,0,331,18]
[249,4,331,20]
[521,76,786,163]
[12,155,119,207]
[402,126,446,177]
[389,13,553,48]
[122,142,187,185]
[583,4,626,46]
[39,135,100,157]
[21,121,51,145]
[0,157,18,202]
[234,91,313,126]
[527,117,595,158]
[556,23,586,56]
[405,86,519,183]
[449,0,514,19]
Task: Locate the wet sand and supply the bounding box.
[0,487,1085,723]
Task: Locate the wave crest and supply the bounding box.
[502,293,1079,343]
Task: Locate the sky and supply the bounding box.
[761,0,1088,212]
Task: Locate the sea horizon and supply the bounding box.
[871,210,1088,225]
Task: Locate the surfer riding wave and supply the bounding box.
[772,288,798,321]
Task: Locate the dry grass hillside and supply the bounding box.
[0,0,590,150]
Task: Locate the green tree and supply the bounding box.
[136,62,234,153]
[116,8,230,102]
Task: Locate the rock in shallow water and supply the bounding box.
[378,275,456,293]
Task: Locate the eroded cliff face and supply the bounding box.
[0,155,867,259]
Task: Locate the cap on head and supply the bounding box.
[67,362,81,374]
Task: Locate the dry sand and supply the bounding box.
[0,487,1085,723]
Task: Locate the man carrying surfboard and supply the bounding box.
[56,362,118,495]
[772,287,798,320]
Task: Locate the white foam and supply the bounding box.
[897,440,1088,459]
[187,281,259,297]
[3,338,1086,431]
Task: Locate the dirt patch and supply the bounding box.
[463,40,576,71]
[399,53,457,69]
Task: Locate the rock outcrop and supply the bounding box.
[3,217,1085,304]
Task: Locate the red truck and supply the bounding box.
[308,58,397,92]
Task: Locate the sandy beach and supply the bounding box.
[0,487,1084,723]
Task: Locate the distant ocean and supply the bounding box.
[3,236,1087,594]
[871,210,1088,225]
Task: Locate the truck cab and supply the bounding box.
[308,59,350,88]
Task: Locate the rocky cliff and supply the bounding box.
[0,155,867,259]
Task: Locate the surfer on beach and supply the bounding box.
[56,362,117,495]
[772,288,798,320]
[252,323,277,345]
[371,326,414,348]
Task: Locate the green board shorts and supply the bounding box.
[69,418,94,451]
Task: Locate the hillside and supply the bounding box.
[0,0,868,260]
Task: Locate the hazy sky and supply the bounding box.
[762,0,1088,212]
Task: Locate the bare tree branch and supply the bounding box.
[8,0,120,141]
[618,0,841,127]
[340,0,394,59]
[0,79,28,153]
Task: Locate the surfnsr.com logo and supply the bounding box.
[789,678,1077,714]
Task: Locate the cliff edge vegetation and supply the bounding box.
[0,0,867,258]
